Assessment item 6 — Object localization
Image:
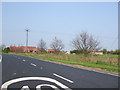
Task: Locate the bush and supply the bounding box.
[2,47,10,53]
[102,49,107,54]
[108,50,120,55]
[96,61,108,65]
[70,49,89,56]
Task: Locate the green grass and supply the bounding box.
[30,54,119,72]
[9,52,119,72]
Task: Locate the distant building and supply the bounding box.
[65,51,71,54]
[90,51,103,55]
[46,49,59,53]
[9,46,39,53]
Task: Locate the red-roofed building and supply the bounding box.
[9,46,39,53]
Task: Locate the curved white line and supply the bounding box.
[0,55,2,63]
[1,77,71,90]
[36,84,60,90]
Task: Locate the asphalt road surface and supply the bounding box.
[1,53,119,90]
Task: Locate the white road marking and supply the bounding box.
[53,73,74,83]
[36,84,60,90]
[40,67,43,70]
[31,63,37,67]
[1,77,71,90]
[0,55,2,63]
[21,86,30,90]
[13,73,17,75]
[23,59,26,62]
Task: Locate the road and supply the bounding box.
[1,53,119,90]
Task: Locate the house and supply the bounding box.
[46,49,59,53]
[65,51,71,54]
[90,51,103,55]
[9,46,39,53]
[25,47,39,53]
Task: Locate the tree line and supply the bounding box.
[37,31,101,54]
[0,31,119,55]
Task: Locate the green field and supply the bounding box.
[9,52,120,73]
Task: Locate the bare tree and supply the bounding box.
[37,39,47,53]
[50,37,64,53]
[72,32,101,54]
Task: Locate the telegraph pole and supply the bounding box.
[25,29,30,53]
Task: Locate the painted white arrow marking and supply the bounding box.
[21,86,30,90]
[1,77,71,90]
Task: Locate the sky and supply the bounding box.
[0,2,2,45]
[2,2,118,51]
